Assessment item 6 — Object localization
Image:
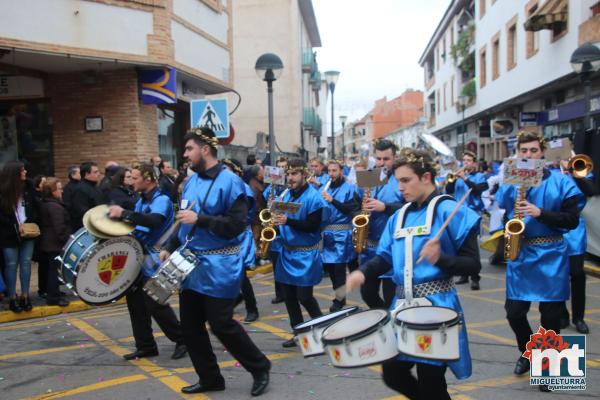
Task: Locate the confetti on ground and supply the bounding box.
[288,375,295,379]
[46,389,53,393]
[309,390,315,395]
[272,310,279,314]
[235,362,240,367]
[343,372,351,377]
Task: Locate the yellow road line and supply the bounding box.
[0,298,127,324]
[312,291,362,306]
[478,273,506,282]
[467,328,516,346]
[246,263,273,278]
[457,287,505,295]
[458,292,506,306]
[173,352,298,374]
[19,374,148,400]
[250,321,293,340]
[0,343,96,361]
[68,318,196,399]
[466,319,506,329]
[450,374,529,392]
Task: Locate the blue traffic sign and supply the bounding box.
[190,98,230,139]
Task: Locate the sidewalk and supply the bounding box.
[0,262,274,324]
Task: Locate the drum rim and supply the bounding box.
[321,309,390,345]
[394,306,460,330]
[293,306,360,334]
[74,235,144,306]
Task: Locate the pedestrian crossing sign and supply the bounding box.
[190,98,230,139]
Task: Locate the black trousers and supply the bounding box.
[347,258,359,272]
[269,251,283,299]
[44,252,62,302]
[382,359,450,400]
[126,277,184,351]
[324,263,346,301]
[180,289,270,384]
[281,283,322,328]
[361,277,396,309]
[240,273,258,313]
[560,254,586,322]
[505,299,563,353]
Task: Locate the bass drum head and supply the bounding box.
[294,306,359,333]
[395,306,459,329]
[323,309,388,342]
[75,236,144,305]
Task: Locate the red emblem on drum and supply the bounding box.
[332,348,341,362]
[97,255,128,285]
[416,335,432,352]
[301,336,310,350]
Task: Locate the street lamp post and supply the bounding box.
[325,70,340,159]
[339,115,347,162]
[255,53,284,166]
[570,42,600,132]
[457,94,468,157]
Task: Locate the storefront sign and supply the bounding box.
[178,79,205,102]
[540,95,600,125]
[519,112,540,127]
[139,68,177,104]
[0,75,44,98]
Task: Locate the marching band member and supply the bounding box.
[223,158,259,323]
[494,132,582,383]
[162,128,271,396]
[262,156,288,304]
[445,150,488,290]
[558,159,595,334]
[347,149,481,399]
[308,157,329,188]
[273,158,329,348]
[320,159,361,312]
[360,139,404,309]
[108,162,187,361]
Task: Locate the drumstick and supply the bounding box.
[151,200,196,252]
[416,189,472,264]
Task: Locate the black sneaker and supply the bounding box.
[47,298,70,307]
[244,311,259,323]
[329,299,346,312]
[455,276,469,285]
[282,338,297,348]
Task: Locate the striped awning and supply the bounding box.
[524,0,568,32]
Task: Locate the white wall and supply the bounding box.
[173,0,229,44]
[0,0,153,55]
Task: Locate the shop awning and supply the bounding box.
[524,0,568,32]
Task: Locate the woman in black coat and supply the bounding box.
[108,167,138,210]
[0,161,39,312]
[39,178,71,307]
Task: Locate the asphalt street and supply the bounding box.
[1,255,599,400]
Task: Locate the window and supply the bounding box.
[442,35,447,64]
[479,46,487,88]
[551,7,568,42]
[479,0,486,19]
[437,90,441,115]
[443,82,447,111]
[450,76,455,106]
[492,32,500,81]
[436,47,440,71]
[506,15,518,70]
[450,23,455,46]
[525,1,539,58]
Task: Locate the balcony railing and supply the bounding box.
[302,49,315,73]
[304,107,317,130]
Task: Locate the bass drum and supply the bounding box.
[60,228,144,305]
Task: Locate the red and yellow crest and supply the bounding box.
[301,336,310,350]
[331,348,341,362]
[416,335,432,352]
[97,255,128,285]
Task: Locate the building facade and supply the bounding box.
[225,0,324,163]
[419,0,600,161]
[0,0,234,177]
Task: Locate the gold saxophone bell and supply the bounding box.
[352,188,371,254]
[257,226,276,259]
[567,154,594,179]
[446,173,456,183]
[259,208,272,224]
[504,186,526,261]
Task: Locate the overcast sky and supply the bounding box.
[313,0,451,130]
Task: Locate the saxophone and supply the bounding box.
[504,186,526,261]
[352,187,371,254]
[256,186,288,259]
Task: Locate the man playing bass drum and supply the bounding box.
[494,132,582,391]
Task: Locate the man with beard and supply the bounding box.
[320,159,361,311]
[161,128,270,396]
[274,158,328,348]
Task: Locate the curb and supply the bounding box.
[0,264,274,324]
[0,298,126,324]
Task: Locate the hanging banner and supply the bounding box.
[139,68,177,104]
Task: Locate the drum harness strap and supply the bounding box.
[392,195,454,304]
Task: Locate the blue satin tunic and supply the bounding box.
[275,185,328,286]
[242,182,257,269]
[360,174,405,277]
[562,172,592,256]
[450,171,486,212]
[377,197,480,379]
[321,180,359,264]
[178,169,247,299]
[495,170,583,302]
[133,189,174,277]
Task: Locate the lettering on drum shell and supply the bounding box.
[358,341,377,360]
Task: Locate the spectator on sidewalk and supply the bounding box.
[62,165,80,212]
[99,161,120,202]
[70,161,103,231]
[108,167,138,210]
[0,161,39,313]
[158,160,176,201]
[39,177,70,307]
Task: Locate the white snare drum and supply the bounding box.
[394,306,460,361]
[143,249,198,304]
[321,309,398,368]
[293,306,360,357]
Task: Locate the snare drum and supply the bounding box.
[394,306,460,361]
[293,306,360,357]
[60,228,144,305]
[143,248,198,305]
[321,309,398,368]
